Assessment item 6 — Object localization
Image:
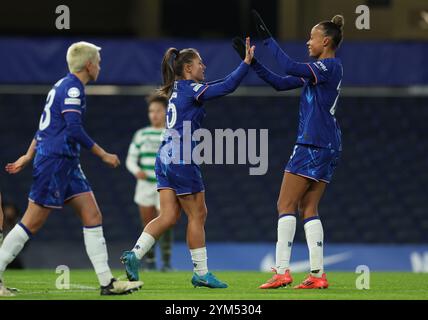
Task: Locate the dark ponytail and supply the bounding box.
[158,47,180,97]
[319,14,345,49]
[158,47,200,97]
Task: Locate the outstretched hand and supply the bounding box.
[233,37,257,65]
[244,37,255,65]
[233,37,255,65]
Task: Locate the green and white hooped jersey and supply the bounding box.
[126,126,164,184]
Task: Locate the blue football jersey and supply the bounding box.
[297,58,343,151]
[160,80,207,163]
[35,73,86,158]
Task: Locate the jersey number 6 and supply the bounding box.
[166,102,177,129]
[39,89,56,131]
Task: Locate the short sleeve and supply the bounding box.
[306,59,336,85]
[190,82,209,102]
[61,86,84,114]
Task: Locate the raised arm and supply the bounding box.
[252,10,315,81]
[252,60,305,91]
[232,37,304,91]
[195,61,250,102]
[195,37,255,103]
[205,75,231,86]
[263,37,315,80]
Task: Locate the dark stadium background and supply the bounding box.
[0,0,427,271]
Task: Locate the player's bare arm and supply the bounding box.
[5,139,37,174]
[91,143,120,168]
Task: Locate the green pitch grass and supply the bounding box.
[2,270,428,300]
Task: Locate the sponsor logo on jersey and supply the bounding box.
[192,83,204,92]
[64,98,81,105]
[314,61,328,72]
[67,87,81,98]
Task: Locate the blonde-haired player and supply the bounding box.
[67,41,101,73]
[1,41,143,296]
[126,94,174,271]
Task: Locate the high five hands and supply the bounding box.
[243,37,255,65]
[232,10,273,64]
[233,37,256,65]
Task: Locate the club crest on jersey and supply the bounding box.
[67,87,81,98]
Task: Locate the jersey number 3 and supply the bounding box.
[39,89,56,131]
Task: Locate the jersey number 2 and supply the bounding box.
[39,89,56,131]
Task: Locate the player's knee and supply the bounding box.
[158,214,178,229]
[277,199,299,214]
[167,216,180,228]
[201,207,208,222]
[188,209,207,224]
[200,210,208,223]
[83,210,102,226]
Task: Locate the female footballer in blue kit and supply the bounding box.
[121,38,255,288]
[234,11,344,289]
[0,41,143,296]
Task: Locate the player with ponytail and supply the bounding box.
[121,38,255,288]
